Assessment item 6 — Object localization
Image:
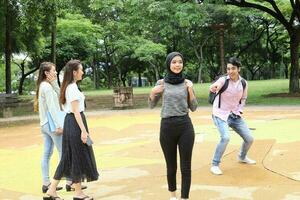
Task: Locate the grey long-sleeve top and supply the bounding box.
[149,80,198,118]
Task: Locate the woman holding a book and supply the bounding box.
[35,62,64,193]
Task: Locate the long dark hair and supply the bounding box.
[34,62,55,112]
[60,59,81,106]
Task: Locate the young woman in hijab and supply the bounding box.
[149,52,198,200]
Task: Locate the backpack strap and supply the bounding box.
[239,79,247,104]
[217,77,229,108]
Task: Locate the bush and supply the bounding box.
[80,77,94,91]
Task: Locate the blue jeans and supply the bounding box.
[212,114,254,166]
[41,123,62,185]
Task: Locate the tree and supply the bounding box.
[134,39,166,82]
[16,0,45,95]
[3,0,20,94]
[55,13,101,76]
[40,0,71,65]
[196,0,300,93]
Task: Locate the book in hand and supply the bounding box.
[47,111,66,132]
[86,135,93,146]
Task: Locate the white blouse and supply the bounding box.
[63,83,85,113]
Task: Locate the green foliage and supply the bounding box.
[79,76,94,91]
[1,0,297,94]
[55,13,102,70]
[134,39,166,63]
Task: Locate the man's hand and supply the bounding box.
[210,84,221,93]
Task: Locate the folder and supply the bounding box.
[47,111,66,132]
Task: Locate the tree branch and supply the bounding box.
[24,65,39,77]
[13,61,22,71]
[289,10,297,25]
[295,0,300,20]
[290,0,296,9]
[237,29,265,57]
[266,0,286,20]
[225,0,291,31]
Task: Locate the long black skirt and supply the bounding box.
[54,112,99,183]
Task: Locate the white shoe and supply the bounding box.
[170,197,177,200]
[210,166,223,175]
[238,156,256,164]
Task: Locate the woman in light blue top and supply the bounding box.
[35,62,64,193]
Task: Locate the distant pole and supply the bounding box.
[219,24,225,74]
[212,23,226,74]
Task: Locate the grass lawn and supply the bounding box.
[83,79,300,105]
[6,79,299,118]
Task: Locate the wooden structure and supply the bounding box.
[113,87,134,109]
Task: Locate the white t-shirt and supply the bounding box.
[63,83,85,113]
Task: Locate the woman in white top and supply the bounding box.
[45,60,98,200]
[35,62,64,193]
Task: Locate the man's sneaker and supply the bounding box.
[170,197,177,200]
[238,156,256,164]
[210,166,223,175]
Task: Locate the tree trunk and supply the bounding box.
[289,30,300,93]
[118,71,122,86]
[284,61,289,79]
[18,75,25,95]
[149,62,160,81]
[122,74,126,87]
[18,65,39,95]
[270,61,276,79]
[56,68,61,86]
[250,71,255,80]
[107,64,112,88]
[92,57,99,89]
[138,70,142,87]
[197,45,203,83]
[5,0,12,94]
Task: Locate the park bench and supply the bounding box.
[0,94,19,118]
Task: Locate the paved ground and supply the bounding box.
[0,106,300,200]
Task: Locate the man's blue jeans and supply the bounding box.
[41,123,62,185]
[212,114,254,166]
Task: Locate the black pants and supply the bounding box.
[160,115,195,199]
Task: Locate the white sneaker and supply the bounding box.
[238,156,256,164]
[210,166,223,175]
[170,197,177,200]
